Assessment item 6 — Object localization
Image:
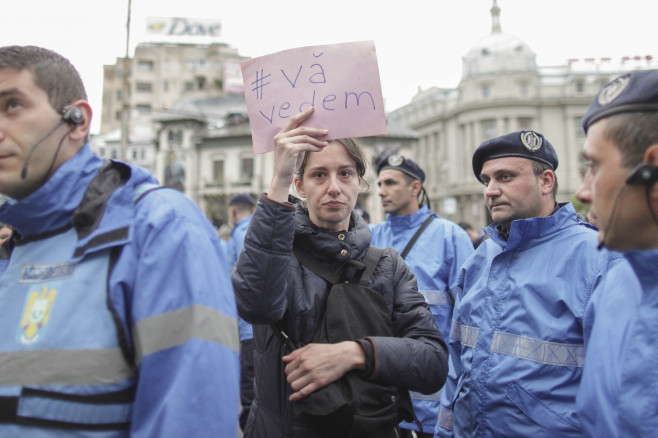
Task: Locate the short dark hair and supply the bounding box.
[532,161,558,200]
[399,171,417,186]
[602,112,658,168]
[458,222,473,231]
[231,203,254,216]
[0,45,87,113]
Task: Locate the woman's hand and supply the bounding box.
[283,341,366,402]
[268,107,329,203]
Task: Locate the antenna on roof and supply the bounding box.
[491,0,502,34]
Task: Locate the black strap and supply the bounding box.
[21,386,135,404]
[358,246,384,286]
[134,185,167,204]
[0,397,18,422]
[0,387,134,429]
[400,215,435,259]
[293,246,340,284]
[274,245,385,350]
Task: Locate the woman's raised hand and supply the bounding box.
[268,107,328,203]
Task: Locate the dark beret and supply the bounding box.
[583,69,658,133]
[472,131,558,183]
[228,193,255,207]
[377,154,425,183]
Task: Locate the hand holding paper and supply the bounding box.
[267,107,329,203]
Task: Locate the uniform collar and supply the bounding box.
[231,215,252,236]
[624,248,658,292]
[387,205,435,230]
[0,144,102,237]
[485,203,577,250]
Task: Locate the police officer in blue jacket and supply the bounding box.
[225,193,256,265]
[0,45,240,437]
[435,131,621,437]
[370,155,473,437]
[575,69,658,438]
[225,193,257,431]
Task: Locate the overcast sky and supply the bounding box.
[4,0,657,134]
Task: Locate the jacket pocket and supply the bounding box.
[450,375,465,407]
[436,375,465,432]
[506,380,581,438]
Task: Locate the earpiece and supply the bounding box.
[21,105,83,179]
[62,106,83,125]
[626,163,658,186]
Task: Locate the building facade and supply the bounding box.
[390,1,655,229]
[154,93,417,228]
[101,42,246,135]
[93,37,416,226]
[94,41,247,172]
[93,6,655,227]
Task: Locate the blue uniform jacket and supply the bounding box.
[577,249,658,437]
[226,215,254,342]
[226,215,253,266]
[436,203,621,438]
[0,145,240,438]
[370,206,473,432]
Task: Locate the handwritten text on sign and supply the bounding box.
[241,41,387,154]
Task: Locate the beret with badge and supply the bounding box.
[472,131,558,183]
[583,69,658,133]
[377,154,426,183]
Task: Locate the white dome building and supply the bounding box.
[462,2,537,79]
[390,1,655,228]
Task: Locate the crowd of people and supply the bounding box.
[0,44,656,438]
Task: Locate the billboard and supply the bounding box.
[224,61,244,94]
[146,17,221,40]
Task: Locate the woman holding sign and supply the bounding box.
[232,107,448,437]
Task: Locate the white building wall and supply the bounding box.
[390,58,656,228]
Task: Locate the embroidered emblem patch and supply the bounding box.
[520,131,543,152]
[17,285,57,344]
[598,75,630,106]
[387,155,404,166]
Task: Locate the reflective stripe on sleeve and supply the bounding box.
[490,331,585,367]
[0,349,134,386]
[421,290,452,306]
[449,320,479,348]
[437,406,454,430]
[132,304,239,365]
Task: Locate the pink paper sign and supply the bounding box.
[241,41,387,154]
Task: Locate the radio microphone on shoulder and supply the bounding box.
[21,106,83,179]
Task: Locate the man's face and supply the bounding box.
[377,169,419,217]
[576,119,649,250]
[0,226,11,244]
[294,141,362,232]
[228,205,241,226]
[480,157,549,225]
[577,165,600,227]
[0,68,69,199]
